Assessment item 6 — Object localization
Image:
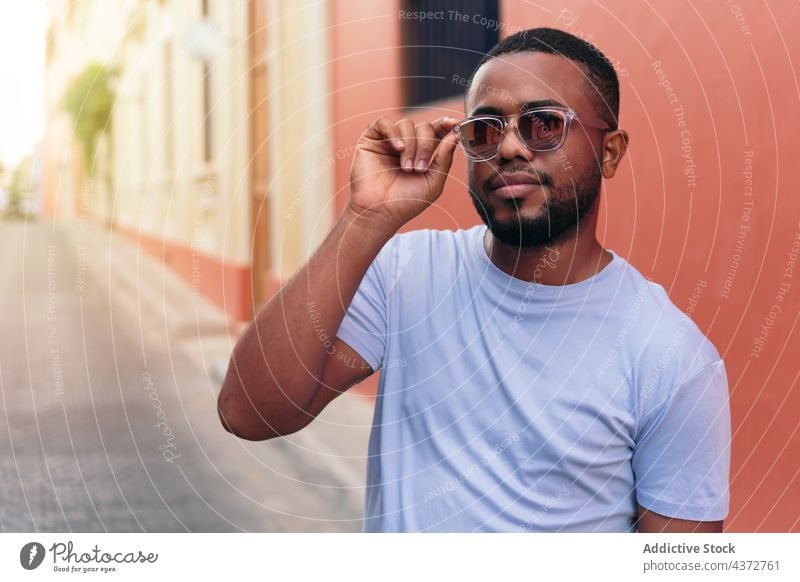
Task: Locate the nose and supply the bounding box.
[496,119,535,163]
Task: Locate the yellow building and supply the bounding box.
[43,0,334,320]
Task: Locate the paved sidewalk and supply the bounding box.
[0,219,374,532]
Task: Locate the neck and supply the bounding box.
[483,216,612,286]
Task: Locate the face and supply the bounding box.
[464,52,608,248]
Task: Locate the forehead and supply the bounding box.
[465,51,592,115]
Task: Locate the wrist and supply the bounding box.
[341,205,400,243]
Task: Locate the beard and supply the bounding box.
[469,161,602,249]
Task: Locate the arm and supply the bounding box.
[632,360,731,529]
[217,116,458,441]
[217,210,393,441]
[636,504,723,533]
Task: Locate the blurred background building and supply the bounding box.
[43,0,333,320]
[29,0,800,532]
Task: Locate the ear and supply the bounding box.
[600,129,629,179]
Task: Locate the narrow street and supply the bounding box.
[0,219,373,532]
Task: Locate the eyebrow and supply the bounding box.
[469,99,566,117]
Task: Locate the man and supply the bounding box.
[217,28,731,533]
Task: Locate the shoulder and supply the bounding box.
[390,226,479,250]
[378,226,480,297]
[385,226,479,269]
[615,259,722,397]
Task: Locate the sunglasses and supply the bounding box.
[453,106,612,161]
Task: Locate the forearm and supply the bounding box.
[217,208,395,439]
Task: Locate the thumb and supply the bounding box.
[428,131,458,180]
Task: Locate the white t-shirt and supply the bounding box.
[336,225,731,532]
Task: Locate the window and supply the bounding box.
[201,0,213,163]
[140,73,149,179]
[401,0,500,107]
[163,41,174,172]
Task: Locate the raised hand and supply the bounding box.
[348,115,459,230]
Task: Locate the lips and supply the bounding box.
[489,173,545,200]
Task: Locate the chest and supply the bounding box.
[385,296,639,463]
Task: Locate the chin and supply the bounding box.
[493,201,545,220]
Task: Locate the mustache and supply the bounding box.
[482,167,551,191]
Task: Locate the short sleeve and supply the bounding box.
[335,236,395,373]
[632,359,731,521]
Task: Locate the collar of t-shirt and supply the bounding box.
[471,224,626,303]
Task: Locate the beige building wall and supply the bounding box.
[42,0,108,218]
[44,0,336,318]
[110,0,251,266]
[266,0,334,279]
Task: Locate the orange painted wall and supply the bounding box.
[114,224,253,323]
[330,1,800,532]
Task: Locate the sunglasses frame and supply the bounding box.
[453,106,612,162]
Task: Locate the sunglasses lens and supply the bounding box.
[518,110,566,151]
[457,110,569,159]
[459,118,503,160]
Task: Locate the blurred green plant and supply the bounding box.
[6,165,28,220]
[63,62,115,172]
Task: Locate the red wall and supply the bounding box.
[330,1,800,531]
[114,224,253,323]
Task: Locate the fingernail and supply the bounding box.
[415,160,427,172]
[404,160,413,171]
[393,139,404,149]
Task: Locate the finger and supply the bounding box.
[396,118,416,172]
[413,122,437,172]
[430,116,459,140]
[364,116,405,152]
[428,131,458,178]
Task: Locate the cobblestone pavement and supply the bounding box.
[0,219,374,532]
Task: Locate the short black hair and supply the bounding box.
[465,27,620,130]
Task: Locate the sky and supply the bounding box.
[0,0,48,169]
